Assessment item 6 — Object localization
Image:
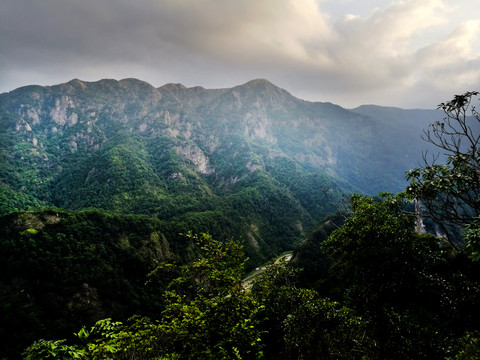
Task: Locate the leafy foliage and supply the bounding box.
[320,194,480,359]
[23,234,265,360]
[447,332,480,360]
[0,183,46,213]
[251,265,373,359]
[406,91,480,247]
[14,209,480,360]
[5,86,480,359]
[466,218,480,261]
[0,208,183,359]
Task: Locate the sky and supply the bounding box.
[1,0,480,108]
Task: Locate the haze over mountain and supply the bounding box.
[0,77,459,359]
[0,78,442,253]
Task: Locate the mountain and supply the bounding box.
[0,78,442,254]
[351,104,446,163]
[0,78,448,358]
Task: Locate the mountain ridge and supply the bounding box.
[0,78,447,357]
[0,77,442,259]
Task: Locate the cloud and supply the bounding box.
[313,0,480,106]
[413,20,480,92]
[150,0,336,67]
[1,0,479,107]
[417,21,480,67]
[317,0,447,89]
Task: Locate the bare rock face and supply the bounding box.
[23,106,42,125]
[174,144,214,175]
[243,113,277,144]
[0,76,440,223]
[50,96,77,127]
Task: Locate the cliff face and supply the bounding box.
[0,77,439,252]
[0,77,456,360]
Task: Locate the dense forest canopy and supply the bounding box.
[1,84,480,359]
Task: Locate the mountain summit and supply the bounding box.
[0,78,439,256]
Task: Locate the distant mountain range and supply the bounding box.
[0,78,442,255]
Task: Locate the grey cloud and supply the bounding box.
[1,0,479,108]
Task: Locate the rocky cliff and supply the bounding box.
[0,78,439,254]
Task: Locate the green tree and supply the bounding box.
[23,233,264,360]
[151,233,264,360]
[466,218,480,261]
[251,265,373,360]
[448,332,480,360]
[322,194,448,359]
[406,91,480,248]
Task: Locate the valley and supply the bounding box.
[2,78,476,359]
[0,78,441,257]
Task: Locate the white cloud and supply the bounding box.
[417,20,480,67]
[1,0,479,107]
[321,0,446,88]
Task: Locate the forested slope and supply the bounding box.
[1,78,465,359]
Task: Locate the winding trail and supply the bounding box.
[242,252,292,290]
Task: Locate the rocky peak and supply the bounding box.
[67,78,87,89]
[236,79,292,97]
[159,83,188,91]
[241,78,279,90]
[223,79,299,112]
